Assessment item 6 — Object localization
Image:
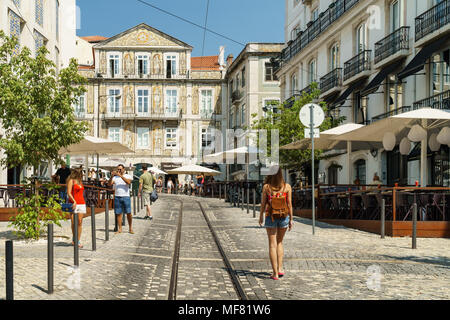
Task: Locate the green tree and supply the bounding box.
[0,31,88,239]
[252,82,345,173]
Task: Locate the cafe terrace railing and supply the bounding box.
[318,186,450,222]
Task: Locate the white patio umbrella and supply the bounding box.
[333,108,450,186]
[148,167,168,175]
[167,164,221,176]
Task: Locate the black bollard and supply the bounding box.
[412,203,417,249]
[219,184,222,200]
[122,212,126,226]
[91,205,96,251]
[133,191,137,216]
[6,240,13,300]
[212,184,215,199]
[381,199,385,239]
[253,188,256,218]
[247,186,250,214]
[48,223,54,294]
[73,212,79,266]
[224,184,227,202]
[241,187,244,211]
[105,198,110,241]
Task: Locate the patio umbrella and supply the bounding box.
[148,167,168,175]
[167,164,221,176]
[332,108,450,186]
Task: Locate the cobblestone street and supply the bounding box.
[0,194,449,300]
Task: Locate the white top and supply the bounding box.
[112,174,132,197]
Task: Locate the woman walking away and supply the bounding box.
[67,168,87,248]
[259,165,293,280]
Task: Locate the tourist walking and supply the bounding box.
[108,164,134,234]
[66,168,86,248]
[258,165,293,280]
[138,165,156,220]
[156,176,163,193]
[196,174,205,196]
[167,178,173,194]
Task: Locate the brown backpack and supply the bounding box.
[267,185,289,221]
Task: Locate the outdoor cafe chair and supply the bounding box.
[431,193,445,221]
[0,188,7,207]
[375,193,392,220]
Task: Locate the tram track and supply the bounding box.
[168,198,247,300]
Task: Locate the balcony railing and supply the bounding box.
[102,109,183,120]
[97,68,189,80]
[371,106,412,123]
[374,26,410,65]
[74,110,85,119]
[231,90,243,103]
[413,90,450,110]
[343,50,371,82]
[274,0,361,73]
[415,0,450,42]
[320,68,343,93]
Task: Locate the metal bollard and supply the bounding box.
[91,205,96,251]
[6,240,14,300]
[224,184,227,202]
[247,186,250,214]
[219,184,222,200]
[253,188,256,218]
[241,187,244,211]
[412,203,417,249]
[212,184,215,199]
[133,191,136,216]
[105,198,110,241]
[122,213,126,226]
[73,212,79,267]
[381,199,385,239]
[48,223,54,294]
[141,192,144,211]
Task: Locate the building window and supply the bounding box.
[263,99,280,123]
[241,104,246,126]
[311,8,319,22]
[265,62,278,81]
[35,0,44,27]
[137,55,149,75]
[137,128,149,149]
[165,128,177,148]
[165,54,177,78]
[165,89,178,114]
[55,46,60,73]
[330,44,340,70]
[356,23,367,54]
[236,74,240,89]
[200,89,213,116]
[201,128,213,148]
[390,0,401,32]
[34,30,45,57]
[354,159,367,185]
[12,0,21,8]
[353,91,367,124]
[241,67,246,87]
[56,0,59,40]
[431,50,450,95]
[230,109,234,128]
[74,93,85,118]
[387,75,403,113]
[137,89,149,114]
[109,54,120,76]
[291,73,297,94]
[9,10,22,55]
[108,128,121,143]
[108,89,121,115]
[309,59,317,84]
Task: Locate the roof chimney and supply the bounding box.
[226,54,233,67]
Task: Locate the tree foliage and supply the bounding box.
[0,31,88,170]
[251,82,345,172]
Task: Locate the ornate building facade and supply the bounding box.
[76,23,227,179]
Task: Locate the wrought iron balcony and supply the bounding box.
[371,106,412,123]
[413,90,450,111]
[415,0,450,42]
[102,109,183,121]
[343,50,371,82]
[320,68,342,93]
[274,0,361,73]
[374,27,410,65]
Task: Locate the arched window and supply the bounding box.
[291,73,297,94]
[356,23,367,54]
[309,59,317,84]
[330,43,340,70]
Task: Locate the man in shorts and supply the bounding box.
[138,165,156,220]
[108,164,134,234]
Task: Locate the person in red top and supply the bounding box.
[67,168,86,248]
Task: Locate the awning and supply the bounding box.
[332,79,366,107]
[361,59,405,96]
[397,38,450,80]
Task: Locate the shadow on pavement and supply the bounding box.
[379,254,450,269]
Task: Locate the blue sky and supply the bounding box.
[76,0,285,59]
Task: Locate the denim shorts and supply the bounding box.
[114,196,131,215]
[264,215,290,229]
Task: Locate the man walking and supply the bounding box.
[138,165,156,220]
[108,164,134,234]
[52,162,71,202]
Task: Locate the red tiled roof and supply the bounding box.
[191,55,221,71]
[81,36,109,43]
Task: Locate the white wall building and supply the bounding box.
[0,0,78,184]
[276,0,450,187]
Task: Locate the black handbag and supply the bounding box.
[150,189,158,202]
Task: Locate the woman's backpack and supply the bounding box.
[267,185,289,221]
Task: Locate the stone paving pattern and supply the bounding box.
[0,194,448,300]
